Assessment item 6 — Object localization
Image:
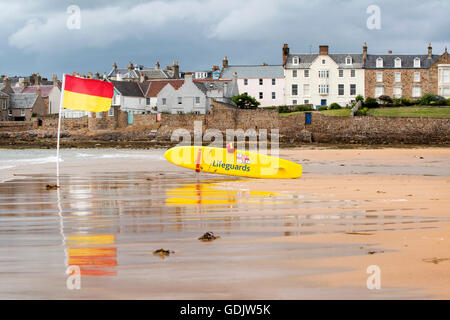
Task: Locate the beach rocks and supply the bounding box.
[45,184,59,190]
[198,232,220,241]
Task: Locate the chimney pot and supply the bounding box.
[428,43,432,58]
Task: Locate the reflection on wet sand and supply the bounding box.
[0,170,448,299]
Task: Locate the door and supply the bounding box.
[321,99,327,106]
[127,112,134,125]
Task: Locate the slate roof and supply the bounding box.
[285,53,364,68]
[110,80,145,97]
[108,66,175,80]
[22,85,55,97]
[10,93,38,109]
[365,54,440,69]
[221,65,284,78]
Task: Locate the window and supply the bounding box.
[293,56,299,65]
[338,84,344,95]
[304,69,309,77]
[412,86,422,98]
[414,72,420,82]
[195,97,200,104]
[322,59,326,64]
[319,84,329,94]
[292,84,298,96]
[375,86,384,97]
[395,72,401,82]
[414,58,421,68]
[292,100,297,105]
[303,84,310,96]
[162,98,167,105]
[21,109,25,116]
[394,57,401,68]
[319,70,329,78]
[376,57,383,68]
[177,97,182,104]
[272,78,276,85]
[8,109,12,116]
[1,100,6,110]
[350,70,355,77]
[304,99,309,104]
[376,72,383,82]
[292,70,297,78]
[259,92,263,99]
[394,86,402,98]
[272,92,276,99]
[244,79,248,85]
[350,84,356,95]
[346,56,352,65]
[339,70,343,77]
[259,79,263,85]
[440,69,450,83]
[146,98,150,105]
[108,108,114,116]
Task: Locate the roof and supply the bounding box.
[221,65,284,78]
[108,66,175,80]
[365,54,440,69]
[22,85,55,97]
[285,53,364,68]
[9,93,38,109]
[110,80,144,97]
[145,80,184,97]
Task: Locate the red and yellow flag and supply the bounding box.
[62,75,114,112]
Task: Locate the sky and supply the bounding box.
[0,0,449,79]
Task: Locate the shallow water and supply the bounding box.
[0,157,447,299]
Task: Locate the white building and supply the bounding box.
[110,80,148,114]
[221,58,285,107]
[283,44,365,107]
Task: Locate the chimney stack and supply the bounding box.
[282,43,290,67]
[4,77,11,88]
[222,56,228,69]
[155,61,160,70]
[388,50,392,55]
[319,45,329,55]
[94,72,100,79]
[428,43,432,58]
[172,61,180,79]
[184,72,193,83]
[52,74,58,86]
[87,72,93,79]
[36,83,41,96]
[127,62,134,70]
[363,42,368,64]
[21,78,28,91]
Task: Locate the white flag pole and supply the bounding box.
[56,74,66,185]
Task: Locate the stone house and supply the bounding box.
[364,43,443,99]
[220,57,285,107]
[283,44,365,107]
[107,61,180,82]
[156,73,238,114]
[6,93,47,121]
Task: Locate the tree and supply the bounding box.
[232,93,260,109]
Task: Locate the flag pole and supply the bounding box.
[56,74,66,185]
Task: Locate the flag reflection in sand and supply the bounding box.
[66,234,117,277]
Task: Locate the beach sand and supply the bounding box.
[0,147,449,299]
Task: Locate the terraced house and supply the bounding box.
[282,44,365,108]
[363,43,450,99]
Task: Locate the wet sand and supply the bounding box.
[0,147,449,299]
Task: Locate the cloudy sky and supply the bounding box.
[0,0,448,79]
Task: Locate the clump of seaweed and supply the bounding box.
[198,232,220,242]
[153,248,175,259]
[46,184,59,190]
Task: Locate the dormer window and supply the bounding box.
[293,56,299,65]
[394,57,401,68]
[345,56,352,65]
[376,57,383,68]
[414,57,421,68]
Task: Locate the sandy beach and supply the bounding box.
[0,146,449,299]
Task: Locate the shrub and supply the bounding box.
[262,106,277,110]
[232,93,260,109]
[400,97,415,106]
[277,105,291,113]
[364,97,379,108]
[328,103,342,110]
[294,105,313,112]
[355,95,364,102]
[447,98,450,106]
[355,107,369,116]
[378,95,393,105]
[318,106,328,111]
[418,93,446,106]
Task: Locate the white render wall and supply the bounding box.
[238,78,285,107]
[48,86,61,114]
[285,55,365,107]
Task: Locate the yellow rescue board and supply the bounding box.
[164,146,302,179]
